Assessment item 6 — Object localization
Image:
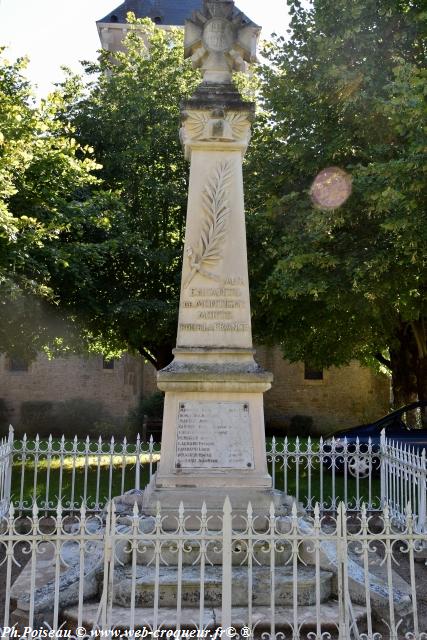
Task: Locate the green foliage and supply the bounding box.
[0,49,102,359]
[289,414,314,437]
[0,398,10,431]
[53,398,115,439]
[44,20,201,369]
[140,391,165,418]
[245,0,427,404]
[127,390,164,434]
[19,401,54,437]
[18,398,118,439]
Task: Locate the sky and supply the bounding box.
[0,0,289,98]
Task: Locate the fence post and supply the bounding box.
[5,425,14,504]
[418,449,426,533]
[380,429,387,508]
[135,433,141,491]
[221,496,232,630]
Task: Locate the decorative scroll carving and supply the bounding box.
[184,161,232,288]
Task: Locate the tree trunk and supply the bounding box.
[151,344,175,371]
[389,323,418,408]
[138,344,174,370]
[416,356,427,427]
[388,319,427,428]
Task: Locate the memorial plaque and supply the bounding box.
[175,401,254,469]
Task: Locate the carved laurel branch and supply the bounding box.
[184,160,233,289]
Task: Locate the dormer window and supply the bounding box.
[110,14,118,22]
[153,16,162,24]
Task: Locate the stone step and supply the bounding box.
[135,539,293,566]
[112,565,333,608]
[64,600,368,635]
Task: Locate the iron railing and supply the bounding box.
[1,427,426,532]
[0,499,426,638]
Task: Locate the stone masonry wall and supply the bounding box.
[255,346,390,434]
[0,347,390,436]
[0,353,143,428]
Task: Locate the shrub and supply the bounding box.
[289,414,314,437]
[17,398,120,440]
[127,391,164,438]
[141,391,164,418]
[53,398,113,439]
[0,398,10,435]
[19,401,54,438]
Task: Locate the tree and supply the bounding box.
[0,50,101,359]
[244,0,427,407]
[44,19,200,369]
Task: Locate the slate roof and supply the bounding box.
[97,0,254,27]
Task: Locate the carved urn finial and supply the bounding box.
[184,0,260,84]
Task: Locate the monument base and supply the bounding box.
[138,479,292,530]
[154,348,274,491]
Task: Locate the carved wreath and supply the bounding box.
[184,161,232,289]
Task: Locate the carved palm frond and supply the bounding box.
[197,161,232,265]
[184,161,232,288]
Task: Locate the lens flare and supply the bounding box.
[310,167,352,209]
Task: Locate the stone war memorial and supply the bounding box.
[4,2,423,637]
[138,0,288,520]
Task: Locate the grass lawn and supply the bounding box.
[9,437,381,512]
[10,446,159,511]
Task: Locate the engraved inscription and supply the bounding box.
[180,280,249,333]
[223,276,244,286]
[198,310,233,320]
[183,299,245,309]
[190,287,242,297]
[175,401,254,469]
[179,322,249,332]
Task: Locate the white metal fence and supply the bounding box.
[0,499,426,639]
[381,433,427,533]
[267,435,382,512]
[0,430,12,517]
[0,427,426,531]
[3,428,160,515]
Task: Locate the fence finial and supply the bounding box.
[291,502,298,519]
[223,496,232,515]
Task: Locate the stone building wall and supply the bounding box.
[0,353,143,428]
[255,346,390,434]
[0,347,390,435]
